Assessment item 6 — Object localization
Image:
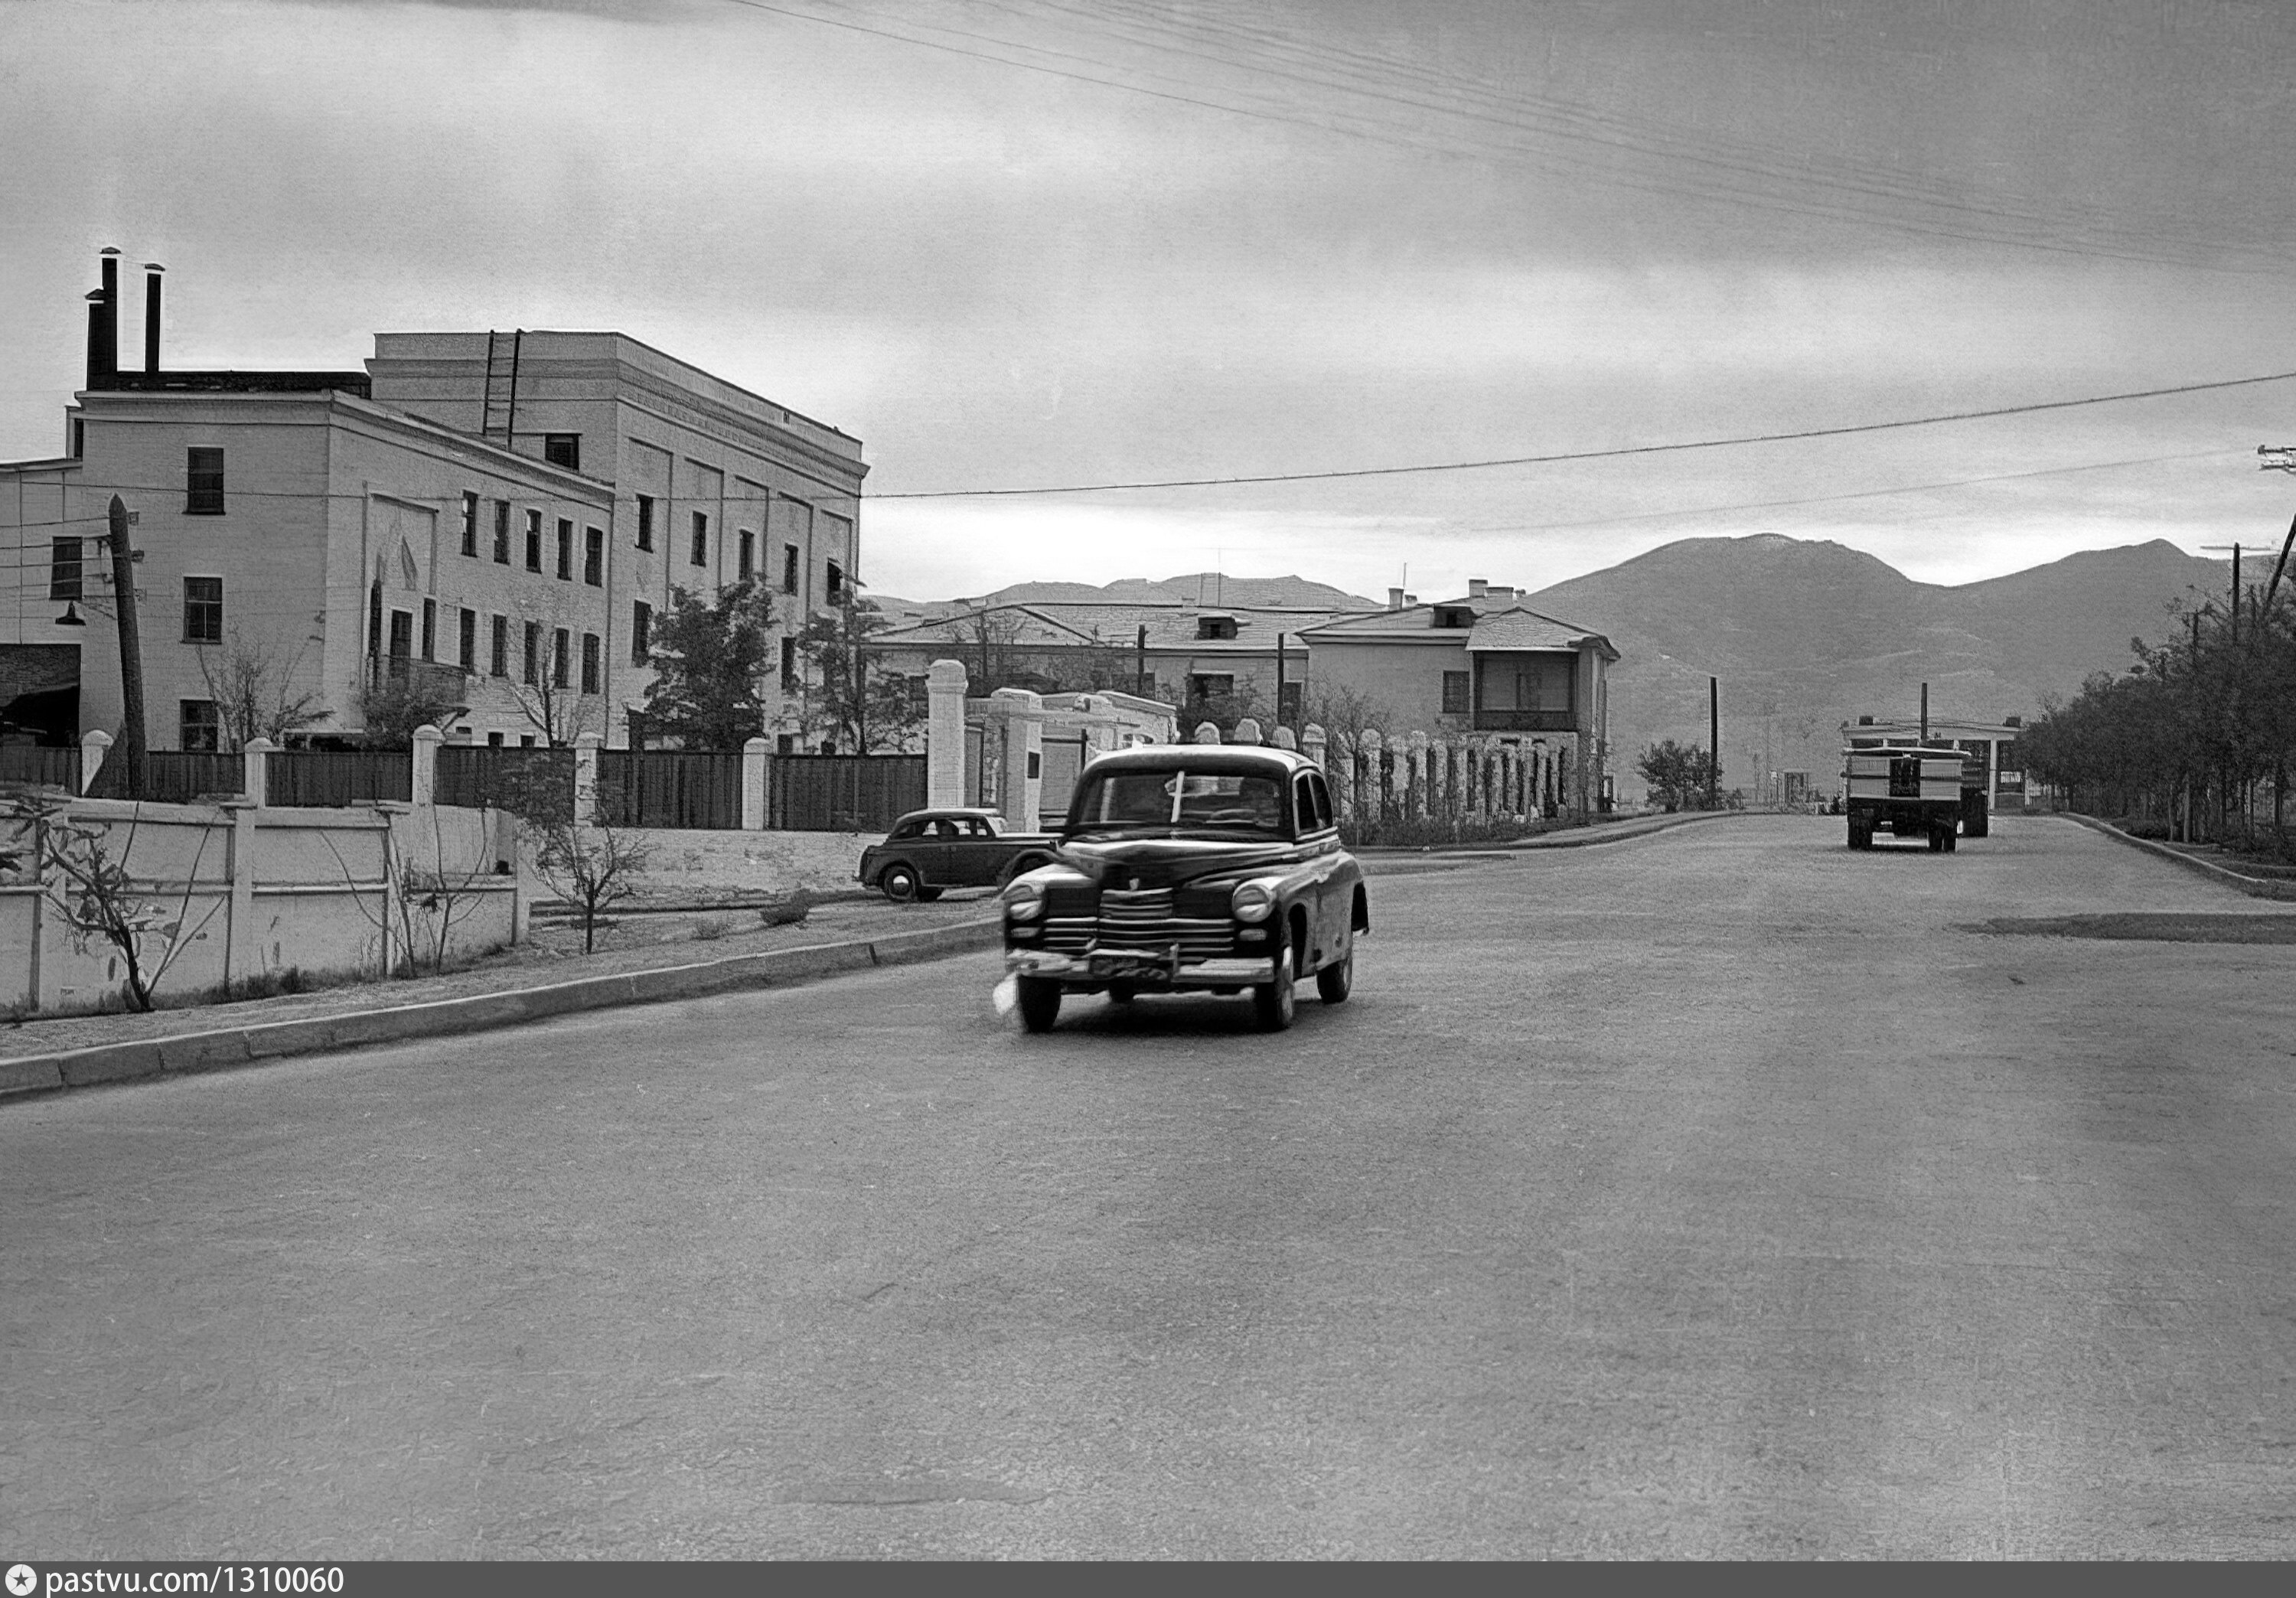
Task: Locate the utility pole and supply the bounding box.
[1707,676,1720,809]
[2201,542,2243,644]
[1919,681,1929,744]
[106,494,148,794]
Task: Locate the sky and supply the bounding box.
[5,0,2296,603]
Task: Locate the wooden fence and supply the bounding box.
[769,754,925,832]
[597,750,745,830]
[435,745,575,822]
[267,750,413,806]
[85,751,245,803]
[0,745,81,792]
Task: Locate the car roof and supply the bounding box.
[892,807,1001,824]
[1081,744,1319,776]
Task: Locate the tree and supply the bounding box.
[504,598,598,748]
[530,816,651,954]
[947,605,1031,694]
[1637,739,1717,811]
[197,626,330,751]
[639,580,778,749]
[797,594,927,753]
[354,672,465,752]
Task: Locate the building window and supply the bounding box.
[776,733,794,755]
[581,632,601,694]
[779,634,797,690]
[522,621,540,685]
[738,530,755,584]
[387,608,413,663]
[635,494,654,551]
[460,492,480,557]
[493,501,511,563]
[420,598,436,661]
[690,511,708,567]
[782,543,799,595]
[631,599,652,664]
[1195,615,1236,641]
[183,576,223,644]
[368,582,383,659]
[1188,673,1233,702]
[551,628,570,689]
[1434,606,1473,629]
[185,448,225,515]
[179,700,221,753]
[825,559,845,604]
[584,526,604,587]
[1442,670,1470,715]
[525,509,543,572]
[49,536,82,602]
[70,418,85,458]
[555,517,574,581]
[487,731,504,748]
[490,614,508,677]
[458,608,477,671]
[543,434,580,471]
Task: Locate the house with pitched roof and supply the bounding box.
[1296,579,1619,812]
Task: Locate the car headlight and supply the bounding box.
[1231,880,1276,923]
[1003,880,1045,921]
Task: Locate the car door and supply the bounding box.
[1292,771,1336,964]
[947,815,1005,886]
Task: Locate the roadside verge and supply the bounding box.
[2060,813,2296,902]
[1,918,1000,1105]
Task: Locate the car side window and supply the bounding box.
[1295,776,1319,834]
[1309,773,1335,830]
[891,819,925,840]
[964,817,993,837]
[931,820,959,840]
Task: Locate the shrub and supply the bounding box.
[759,887,814,928]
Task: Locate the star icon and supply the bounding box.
[5,1564,37,1598]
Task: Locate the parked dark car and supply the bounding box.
[1000,745,1368,1032]
[856,808,1059,902]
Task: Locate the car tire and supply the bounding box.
[1107,983,1137,1005]
[1315,949,1353,1005]
[1000,853,1052,888]
[916,886,944,902]
[880,864,921,903]
[1848,823,1870,850]
[1016,976,1062,1033]
[1253,954,1296,1032]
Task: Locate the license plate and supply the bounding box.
[1088,951,1173,982]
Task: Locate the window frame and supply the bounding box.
[525,509,544,573]
[489,614,509,678]
[460,491,480,557]
[543,433,580,471]
[551,628,571,690]
[522,621,540,686]
[634,494,655,552]
[631,598,652,664]
[184,448,225,516]
[580,632,601,695]
[182,576,224,644]
[178,699,222,753]
[48,536,83,602]
[492,501,511,564]
[1441,670,1470,716]
[583,525,605,587]
[690,510,709,568]
[458,607,478,672]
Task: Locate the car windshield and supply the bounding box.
[1069,768,1287,836]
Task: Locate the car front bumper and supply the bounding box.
[1004,948,1277,987]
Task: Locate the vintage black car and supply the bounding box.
[1000,745,1368,1032]
[856,808,1059,902]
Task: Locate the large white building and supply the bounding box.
[1,252,866,753]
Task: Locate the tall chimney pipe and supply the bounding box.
[143,263,164,373]
[96,248,119,385]
[85,291,106,390]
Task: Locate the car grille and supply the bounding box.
[1040,888,1236,961]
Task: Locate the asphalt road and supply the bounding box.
[5,814,2294,1558]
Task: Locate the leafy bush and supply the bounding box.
[759,887,814,928]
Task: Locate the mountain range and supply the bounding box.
[879,535,2242,791]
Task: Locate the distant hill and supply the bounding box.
[937,572,1381,612]
[1525,533,2234,795]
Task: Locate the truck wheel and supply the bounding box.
[1848,823,1871,850]
[1944,830,1958,853]
[1016,977,1062,1033]
[1927,827,1945,852]
[1315,950,1354,1005]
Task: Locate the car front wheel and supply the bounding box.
[880,863,921,902]
[1315,949,1353,1005]
[1254,953,1296,1032]
[1016,976,1062,1033]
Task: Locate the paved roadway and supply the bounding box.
[5,815,2294,1558]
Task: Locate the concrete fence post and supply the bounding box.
[741,736,770,830]
[1232,717,1263,746]
[241,736,275,808]
[1192,720,1221,744]
[574,732,603,825]
[221,797,256,987]
[80,729,111,795]
[1300,722,1326,766]
[990,687,1045,833]
[926,659,969,808]
[1273,724,1297,752]
[1361,729,1384,820]
[409,724,442,811]
[1409,731,1429,819]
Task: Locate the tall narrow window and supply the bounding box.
[525,509,543,572]
[634,494,655,551]
[490,615,509,677]
[179,700,221,753]
[493,501,511,564]
[552,628,570,689]
[1441,671,1470,716]
[738,531,755,583]
[580,632,601,695]
[826,560,845,604]
[781,543,799,595]
[522,621,540,685]
[779,635,797,690]
[550,517,570,580]
[420,598,436,661]
[584,526,605,587]
[185,448,225,514]
[458,608,477,671]
[183,576,223,644]
[48,536,82,601]
[386,610,413,676]
[631,599,652,664]
[460,492,480,556]
[690,511,709,567]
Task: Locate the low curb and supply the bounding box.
[1355,808,1742,860]
[0,918,1003,1106]
[2060,813,2296,902]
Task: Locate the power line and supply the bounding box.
[871,370,2296,497]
